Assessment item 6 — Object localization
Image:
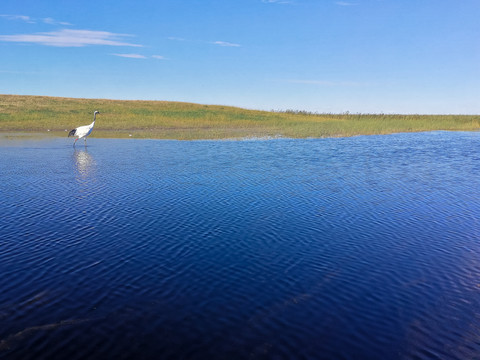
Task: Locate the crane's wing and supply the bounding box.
[69,124,91,138]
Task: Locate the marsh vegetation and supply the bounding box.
[0,95,478,140]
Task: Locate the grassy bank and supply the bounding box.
[0,94,478,140]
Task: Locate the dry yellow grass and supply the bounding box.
[0,94,478,139]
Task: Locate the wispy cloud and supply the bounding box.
[112,53,147,59]
[0,29,142,47]
[335,1,357,6]
[112,54,167,60]
[42,17,72,26]
[0,14,72,25]
[262,0,293,4]
[0,14,35,23]
[168,37,240,48]
[167,36,186,41]
[286,79,364,86]
[212,41,241,47]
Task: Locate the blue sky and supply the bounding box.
[0,0,478,114]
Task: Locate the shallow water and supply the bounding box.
[1,132,480,359]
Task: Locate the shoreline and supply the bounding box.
[0,129,478,143]
[1,95,479,140]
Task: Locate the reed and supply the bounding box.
[0,94,478,140]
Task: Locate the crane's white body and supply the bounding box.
[74,122,95,138]
[69,111,99,146]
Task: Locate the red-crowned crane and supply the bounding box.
[68,111,100,147]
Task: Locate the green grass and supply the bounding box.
[0,94,478,140]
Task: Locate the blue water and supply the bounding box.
[1,132,480,359]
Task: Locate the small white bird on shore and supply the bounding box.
[68,111,100,147]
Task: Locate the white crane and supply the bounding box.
[68,111,100,147]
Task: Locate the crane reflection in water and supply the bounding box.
[72,149,102,201]
[73,149,95,177]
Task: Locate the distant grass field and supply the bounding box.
[0,94,478,140]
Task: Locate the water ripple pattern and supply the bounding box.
[1,131,480,359]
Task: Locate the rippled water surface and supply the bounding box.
[1,132,480,359]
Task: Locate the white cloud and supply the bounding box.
[335,1,357,5]
[112,53,147,59]
[0,14,35,23]
[168,37,240,47]
[42,17,72,26]
[0,29,142,47]
[112,54,167,60]
[286,79,364,86]
[212,41,241,47]
[262,0,292,3]
[0,14,72,25]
